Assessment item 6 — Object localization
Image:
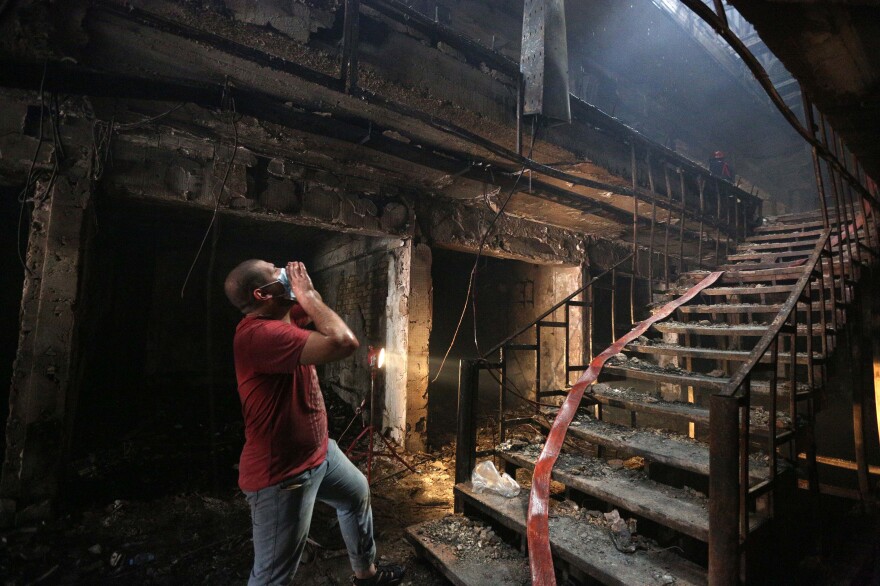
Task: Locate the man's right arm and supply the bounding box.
[287,262,359,365]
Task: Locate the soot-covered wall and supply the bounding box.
[427,249,582,447]
[68,197,380,501]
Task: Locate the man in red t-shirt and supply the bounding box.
[224,260,405,586]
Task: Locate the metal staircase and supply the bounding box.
[406,207,879,585]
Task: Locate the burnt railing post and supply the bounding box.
[710,392,742,586]
[455,359,480,512]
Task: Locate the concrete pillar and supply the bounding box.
[1,161,92,526]
[382,239,412,443]
[404,243,431,452]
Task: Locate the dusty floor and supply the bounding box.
[2,404,880,586]
[0,445,458,586]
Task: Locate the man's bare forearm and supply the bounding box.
[297,291,357,348]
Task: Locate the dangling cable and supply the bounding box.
[180,83,239,298]
[430,118,538,383]
[16,61,48,276]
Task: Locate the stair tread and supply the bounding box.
[541,410,774,481]
[626,341,821,365]
[753,220,832,234]
[719,259,809,271]
[653,321,831,336]
[683,267,809,283]
[591,383,710,425]
[405,518,530,586]
[726,250,814,262]
[602,363,729,391]
[735,240,820,252]
[678,301,831,314]
[497,443,712,541]
[455,483,709,586]
[746,228,826,242]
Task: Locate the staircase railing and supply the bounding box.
[709,228,831,586]
[454,253,633,504]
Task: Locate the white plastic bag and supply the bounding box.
[471,460,521,498]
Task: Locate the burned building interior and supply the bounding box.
[2,0,880,584]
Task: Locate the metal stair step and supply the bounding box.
[405,518,529,585]
[454,483,709,586]
[662,280,842,298]
[497,443,712,541]
[746,228,826,242]
[753,218,839,234]
[601,363,730,391]
[540,410,772,482]
[591,383,709,425]
[653,321,833,337]
[718,259,809,271]
[683,267,808,283]
[677,301,832,314]
[626,341,823,366]
[735,240,820,252]
[725,250,813,262]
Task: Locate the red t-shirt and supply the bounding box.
[233,314,328,492]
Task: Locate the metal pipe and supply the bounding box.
[631,143,639,324]
[664,167,673,289]
[678,169,686,273]
[698,177,705,268]
[611,269,617,342]
[499,348,507,442]
[824,119,857,287]
[709,393,742,586]
[715,181,722,265]
[647,154,657,295]
[838,137,864,267]
[819,114,851,304]
[739,376,750,541]
[455,359,479,512]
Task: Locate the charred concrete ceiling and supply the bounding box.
[729,0,880,181]
[0,0,771,270]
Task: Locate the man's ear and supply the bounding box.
[253,288,272,301]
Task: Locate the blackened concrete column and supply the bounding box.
[1,161,91,526]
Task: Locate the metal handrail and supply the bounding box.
[481,253,634,359]
[677,0,879,211]
[718,228,832,398]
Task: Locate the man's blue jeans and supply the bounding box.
[244,440,376,585]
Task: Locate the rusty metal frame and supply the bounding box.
[526,270,723,586]
[709,229,831,584]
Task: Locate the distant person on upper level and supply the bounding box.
[709,151,734,182]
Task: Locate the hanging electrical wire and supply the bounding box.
[16,61,49,276]
[431,118,538,383]
[180,83,239,298]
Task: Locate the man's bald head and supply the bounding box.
[225,259,273,313]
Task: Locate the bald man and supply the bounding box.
[224,260,404,586]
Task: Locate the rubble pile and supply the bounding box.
[415,515,519,561]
